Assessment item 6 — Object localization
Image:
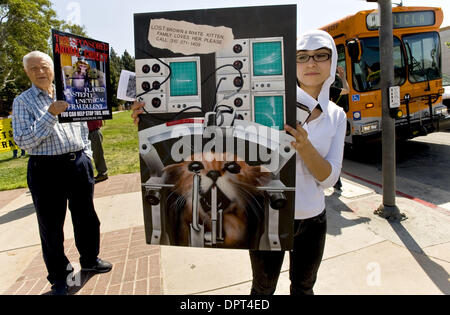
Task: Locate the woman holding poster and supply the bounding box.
[249,30,347,295]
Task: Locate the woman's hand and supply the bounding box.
[285,123,332,182]
[131,101,145,126]
[285,124,311,152]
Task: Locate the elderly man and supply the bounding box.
[12,51,112,295]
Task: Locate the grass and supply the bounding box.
[0,111,140,191]
[0,152,29,191]
[101,111,140,176]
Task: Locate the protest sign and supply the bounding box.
[0,118,18,153]
[52,30,112,123]
[134,5,297,250]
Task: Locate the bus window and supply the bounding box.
[332,45,347,89]
[337,44,347,73]
[352,37,406,92]
[333,44,349,112]
[403,32,441,83]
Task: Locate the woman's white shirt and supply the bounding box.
[295,101,347,219]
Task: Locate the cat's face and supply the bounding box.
[162,152,271,247]
[163,152,270,213]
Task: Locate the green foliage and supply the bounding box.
[60,23,88,37]
[109,48,122,110]
[0,0,61,113]
[0,0,133,115]
[121,50,135,72]
[109,48,135,110]
[0,0,89,115]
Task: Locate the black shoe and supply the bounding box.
[81,258,112,274]
[50,283,68,295]
[333,179,342,190]
[94,173,108,183]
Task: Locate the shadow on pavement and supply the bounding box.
[41,271,96,295]
[325,189,371,237]
[388,221,450,294]
[0,203,35,225]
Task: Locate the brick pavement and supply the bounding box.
[93,172,142,198]
[3,226,162,295]
[0,188,28,210]
[0,172,142,208]
[1,172,164,295]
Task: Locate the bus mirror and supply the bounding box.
[347,39,361,63]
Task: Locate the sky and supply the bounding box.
[52,0,450,56]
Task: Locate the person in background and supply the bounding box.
[12,51,112,295]
[8,110,26,158]
[330,66,350,104]
[12,147,26,158]
[87,120,108,183]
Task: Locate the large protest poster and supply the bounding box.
[0,118,18,153]
[134,5,297,250]
[52,30,112,123]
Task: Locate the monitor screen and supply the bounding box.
[252,41,283,77]
[253,95,284,130]
[169,61,199,96]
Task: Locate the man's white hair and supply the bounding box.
[23,51,54,69]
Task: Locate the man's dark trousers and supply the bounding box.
[27,151,100,285]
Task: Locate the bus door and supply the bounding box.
[334,43,352,141]
[402,31,442,134]
[348,36,407,142]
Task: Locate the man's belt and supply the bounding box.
[30,150,83,161]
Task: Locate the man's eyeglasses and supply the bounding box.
[29,66,51,73]
[296,53,331,63]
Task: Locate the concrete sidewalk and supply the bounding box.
[0,172,449,295]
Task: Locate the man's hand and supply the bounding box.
[48,101,69,116]
[131,101,146,126]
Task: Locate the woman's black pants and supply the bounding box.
[249,210,327,295]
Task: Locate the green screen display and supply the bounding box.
[252,42,283,76]
[169,61,198,96]
[254,95,284,130]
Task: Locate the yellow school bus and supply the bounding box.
[321,6,450,146]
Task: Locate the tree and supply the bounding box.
[60,23,88,37]
[121,50,135,72]
[107,48,136,109]
[1,1,58,92]
[109,47,123,109]
[0,0,131,113]
[0,0,87,115]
